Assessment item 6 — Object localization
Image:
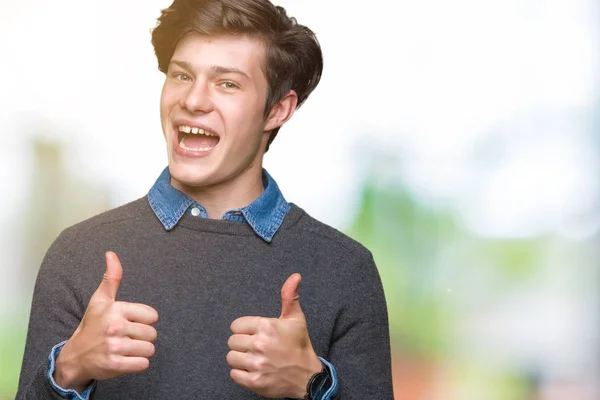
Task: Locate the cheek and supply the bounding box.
[160,91,179,135]
[160,97,172,116]
[160,84,179,112]
[226,99,266,129]
[159,106,170,140]
[159,99,168,125]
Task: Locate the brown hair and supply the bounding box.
[151,0,323,151]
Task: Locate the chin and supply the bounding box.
[168,162,212,187]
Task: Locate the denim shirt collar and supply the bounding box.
[147,167,290,242]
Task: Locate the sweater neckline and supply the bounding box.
[174,203,305,238]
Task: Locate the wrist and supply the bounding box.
[54,343,90,393]
[291,354,323,399]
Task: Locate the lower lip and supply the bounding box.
[172,130,216,158]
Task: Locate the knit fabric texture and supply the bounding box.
[17,197,394,399]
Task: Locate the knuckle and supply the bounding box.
[104,320,125,336]
[111,301,124,314]
[249,372,266,389]
[258,318,273,332]
[106,337,121,354]
[252,357,267,371]
[105,354,121,371]
[252,338,267,353]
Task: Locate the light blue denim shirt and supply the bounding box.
[47,167,338,400]
[147,166,290,241]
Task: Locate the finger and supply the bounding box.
[227,334,254,352]
[226,350,254,371]
[279,273,304,320]
[125,322,158,342]
[109,355,151,374]
[120,302,159,325]
[229,368,252,389]
[95,251,123,301]
[121,339,156,358]
[230,316,261,334]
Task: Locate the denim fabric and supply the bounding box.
[47,341,96,400]
[147,166,290,242]
[318,357,339,399]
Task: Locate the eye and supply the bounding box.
[173,73,191,82]
[219,81,240,90]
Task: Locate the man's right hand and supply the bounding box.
[54,251,159,393]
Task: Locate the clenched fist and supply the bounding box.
[227,273,322,398]
[53,252,159,393]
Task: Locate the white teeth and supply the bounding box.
[178,135,214,152]
[177,125,216,136]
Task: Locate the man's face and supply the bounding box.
[160,32,275,194]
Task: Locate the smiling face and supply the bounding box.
[160,32,295,208]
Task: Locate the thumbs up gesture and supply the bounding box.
[227,273,323,398]
[53,252,159,393]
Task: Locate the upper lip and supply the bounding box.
[173,119,219,136]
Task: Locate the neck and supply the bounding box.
[171,169,265,219]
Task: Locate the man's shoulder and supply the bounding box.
[59,196,154,241]
[38,197,155,276]
[285,204,373,261]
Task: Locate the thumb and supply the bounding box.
[279,273,305,320]
[95,251,123,301]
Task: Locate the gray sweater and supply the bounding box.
[17,198,394,399]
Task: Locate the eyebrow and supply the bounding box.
[170,60,251,81]
[211,66,251,81]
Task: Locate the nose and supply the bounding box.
[180,79,214,114]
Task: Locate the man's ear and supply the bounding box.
[264,90,298,132]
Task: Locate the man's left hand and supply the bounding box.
[227,273,323,398]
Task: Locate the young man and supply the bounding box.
[17,1,394,399]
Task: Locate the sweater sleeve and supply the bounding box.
[327,252,395,399]
[16,231,90,399]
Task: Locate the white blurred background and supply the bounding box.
[1,1,599,399]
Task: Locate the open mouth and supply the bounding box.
[176,124,220,152]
